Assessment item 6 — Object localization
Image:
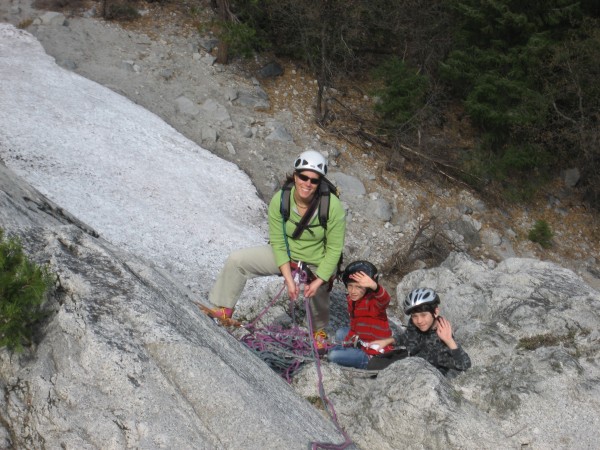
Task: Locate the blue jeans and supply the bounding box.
[327,327,369,369]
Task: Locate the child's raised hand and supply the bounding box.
[349,271,378,290]
[435,316,458,350]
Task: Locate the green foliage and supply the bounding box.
[528,220,553,248]
[373,58,429,128]
[220,21,267,59]
[464,75,547,136]
[440,0,573,135]
[102,0,140,21]
[517,330,576,350]
[439,0,600,200]
[0,229,54,352]
[33,0,86,9]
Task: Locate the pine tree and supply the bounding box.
[0,229,54,352]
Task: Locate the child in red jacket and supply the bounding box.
[327,261,394,369]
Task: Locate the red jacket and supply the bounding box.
[345,285,394,355]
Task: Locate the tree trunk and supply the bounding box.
[215,0,232,65]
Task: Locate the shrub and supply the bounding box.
[17,19,33,29]
[372,57,429,128]
[33,0,86,9]
[0,229,54,352]
[528,220,553,248]
[219,21,267,59]
[517,330,576,350]
[102,0,140,21]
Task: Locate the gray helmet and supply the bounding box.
[294,150,328,176]
[404,288,440,315]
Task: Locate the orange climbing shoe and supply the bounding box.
[194,302,241,327]
[207,306,233,319]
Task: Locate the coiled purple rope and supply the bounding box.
[240,269,315,382]
[236,266,353,449]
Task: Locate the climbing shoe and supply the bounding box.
[313,330,329,355]
[207,306,233,319]
[194,302,241,328]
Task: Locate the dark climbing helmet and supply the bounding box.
[294,149,328,176]
[342,260,379,287]
[404,288,440,315]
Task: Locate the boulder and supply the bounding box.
[293,252,600,449]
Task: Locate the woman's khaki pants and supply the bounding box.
[208,245,330,330]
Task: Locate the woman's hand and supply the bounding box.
[304,277,325,298]
[286,278,299,301]
[279,262,299,301]
[435,316,458,350]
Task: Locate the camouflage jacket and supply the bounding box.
[393,320,471,376]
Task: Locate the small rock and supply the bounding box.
[159,69,174,80]
[198,38,219,53]
[202,55,216,66]
[38,11,66,26]
[258,61,284,79]
[224,88,239,102]
[174,96,200,116]
[201,126,218,143]
[562,168,580,187]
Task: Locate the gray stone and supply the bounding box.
[200,98,230,122]
[159,68,174,80]
[255,85,269,101]
[121,60,140,73]
[449,217,481,248]
[265,121,293,142]
[202,54,216,66]
[198,38,218,53]
[38,11,66,26]
[226,141,236,155]
[327,173,366,197]
[200,126,218,143]
[458,204,473,215]
[174,96,200,116]
[59,59,78,71]
[258,61,284,79]
[224,88,238,102]
[234,92,270,110]
[480,228,502,247]
[366,197,392,222]
[563,168,580,187]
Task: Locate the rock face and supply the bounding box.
[293,252,600,449]
[0,163,341,449]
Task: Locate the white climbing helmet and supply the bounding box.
[404,288,440,315]
[294,150,328,176]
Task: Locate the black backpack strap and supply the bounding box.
[317,181,330,229]
[280,181,293,223]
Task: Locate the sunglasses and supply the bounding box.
[296,172,321,185]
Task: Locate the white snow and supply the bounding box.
[0,24,269,299]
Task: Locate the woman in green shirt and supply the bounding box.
[207,150,346,343]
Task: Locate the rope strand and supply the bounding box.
[226,265,354,449]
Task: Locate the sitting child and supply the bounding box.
[327,261,395,369]
[369,288,471,376]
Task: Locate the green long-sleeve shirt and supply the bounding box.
[268,186,346,281]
